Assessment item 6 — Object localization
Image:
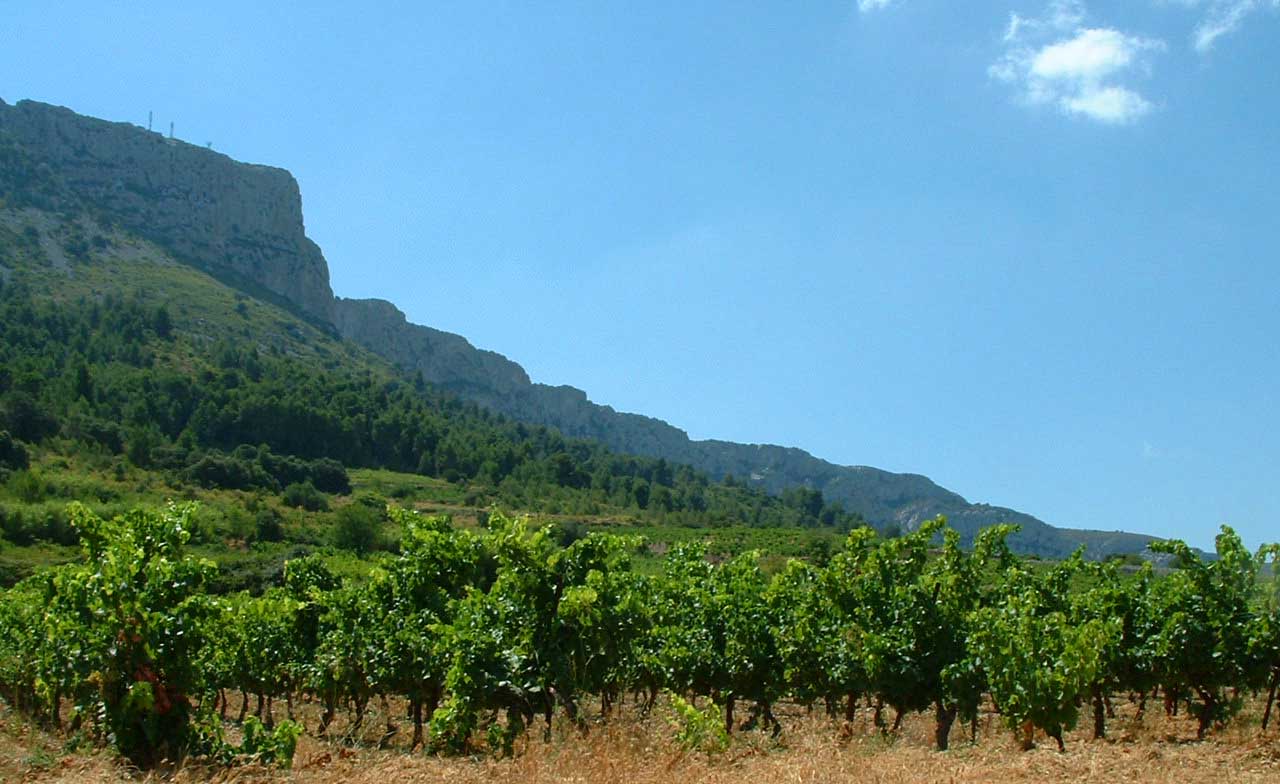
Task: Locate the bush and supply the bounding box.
[225,446,350,495]
[0,504,30,545]
[5,470,44,503]
[332,504,380,554]
[552,519,588,548]
[255,506,285,542]
[282,481,328,512]
[186,454,278,492]
[125,427,161,468]
[224,508,255,542]
[0,430,28,471]
[31,504,214,767]
[233,716,302,768]
[667,693,729,754]
[67,416,124,454]
[306,458,350,495]
[0,503,76,545]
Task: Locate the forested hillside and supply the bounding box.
[0,204,867,589]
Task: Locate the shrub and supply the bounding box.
[224,508,255,542]
[38,504,215,767]
[332,504,380,554]
[0,392,58,443]
[553,519,588,548]
[0,430,28,471]
[186,454,278,492]
[667,693,729,754]
[0,504,30,545]
[306,458,350,495]
[282,481,328,512]
[235,716,302,767]
[255,507,285,542]
[5,470,44,503]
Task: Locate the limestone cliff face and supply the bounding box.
[0,99,334,322]
[334,298,531,395]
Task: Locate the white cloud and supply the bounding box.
[857,0,897,12]
[1156,0,1280,52]
[1184,0,1280,52]
[992,3,1165,125]
[1062,85,1154,123]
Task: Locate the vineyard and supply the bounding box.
[0,503,1277,776]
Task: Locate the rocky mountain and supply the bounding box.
[0,98,1161,558]
[0,98,335,323]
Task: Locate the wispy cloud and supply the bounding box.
[857,0,898,12]
[991,2,1165,125]
[1172,0,1280,52]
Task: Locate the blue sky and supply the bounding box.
[4,1,1278,550]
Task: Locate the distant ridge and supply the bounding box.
[0,97,1163,558]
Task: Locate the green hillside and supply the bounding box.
[0,206,865,588]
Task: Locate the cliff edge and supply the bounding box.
[0,98,335,323]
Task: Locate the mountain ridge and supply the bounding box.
[0,97,1160,558]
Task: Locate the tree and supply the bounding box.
[1,391,58,442]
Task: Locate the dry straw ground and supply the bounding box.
[3,696,1278,784]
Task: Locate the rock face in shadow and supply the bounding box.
[0,98,335,323]
[1,97,1160,557]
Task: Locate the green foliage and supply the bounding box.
[197,714,302,769]
[969,553,1119,751]
[5,469,45,503]
[236,716,303,768]
[331,503,380,553]
[254,505,285,542]
[12,503,216,766]
[2,504,1279,765]
[667,693,729,753]
[0,429,29,472]
[0,276,865,549]
[1145,527,1263,737]
[282,481,328,512]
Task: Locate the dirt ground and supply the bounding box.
[3,694,1278,784]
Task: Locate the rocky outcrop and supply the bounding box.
[0,98,334,322]
[334,298,531,396]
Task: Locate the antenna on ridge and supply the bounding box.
[169,121,174,140]
[148,111,153,132]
